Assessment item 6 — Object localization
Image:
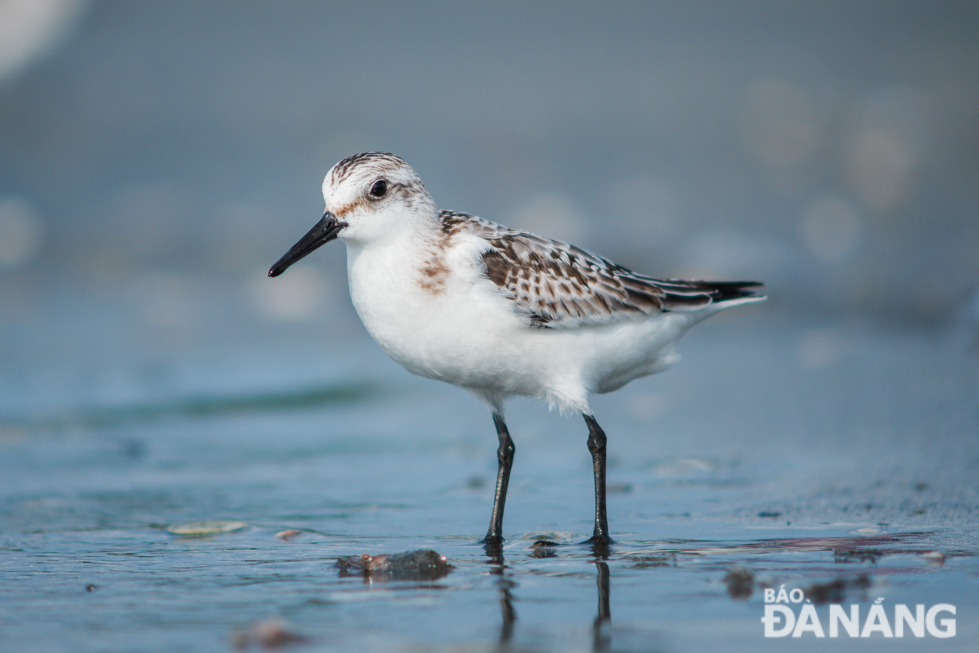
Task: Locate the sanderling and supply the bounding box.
[270,152,764,548]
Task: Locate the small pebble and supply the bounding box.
[529,540,559,558]
[724,565,754,599]
[807,578,846,604]
[807,574,871,604]
[232,619,307,650]
[253,620,307,649]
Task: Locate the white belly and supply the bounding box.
[344,236,692,412]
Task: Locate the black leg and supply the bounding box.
[481,412,515,547]
[584,414,612,545]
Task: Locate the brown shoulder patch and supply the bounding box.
[416,211,470,296]
[418,256,450,295]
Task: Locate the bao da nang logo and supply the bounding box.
[762,586,956,638]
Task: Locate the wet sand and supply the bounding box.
[1,314,977,651]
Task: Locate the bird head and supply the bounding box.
[269,152,435,277]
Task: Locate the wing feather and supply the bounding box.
[439,210,762,328]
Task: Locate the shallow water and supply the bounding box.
[1,308,977,652]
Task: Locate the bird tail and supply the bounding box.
[650,279,766,312]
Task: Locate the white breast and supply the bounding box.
[344,231,523,384]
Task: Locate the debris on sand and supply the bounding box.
[529,540,559,558]
[833,548,883,563]
[807,578,846,604]
[807,574,871,604]
[724,565,754,599]
[231,619,307,650]
[335,549,453,581]
[166,520,247,536]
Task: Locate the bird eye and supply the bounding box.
[369,179,388,199]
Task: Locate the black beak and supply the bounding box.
[268,212,347,277]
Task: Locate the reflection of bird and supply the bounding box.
[270,152,765,546]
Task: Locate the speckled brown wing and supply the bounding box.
[439,211,762,329]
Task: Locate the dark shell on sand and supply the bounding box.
[336,549,453,581]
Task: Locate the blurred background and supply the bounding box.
[1,0,978,433]
[2,1,979,368]
[0,0,979,392]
